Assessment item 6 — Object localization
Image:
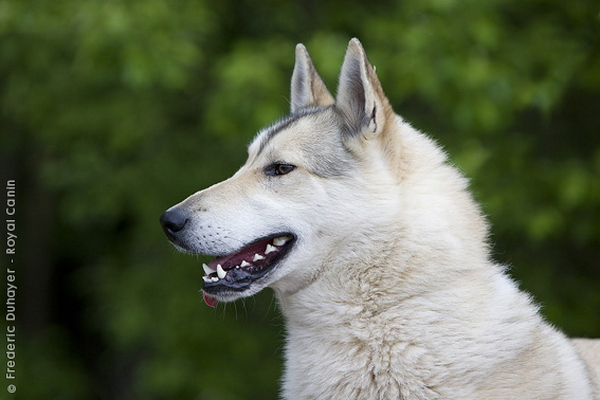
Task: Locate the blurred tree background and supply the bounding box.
[1,0,599,398]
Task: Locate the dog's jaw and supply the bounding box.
[200,234,296,307]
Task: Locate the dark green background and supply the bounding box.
[1,0,599,398]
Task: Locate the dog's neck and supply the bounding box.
[275,233,487,328]
[273,234,501,400]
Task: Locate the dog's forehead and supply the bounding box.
[248,108,354,177]
[250,109,338,157]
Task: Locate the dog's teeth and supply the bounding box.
[253,253,265,262]
[241,260,251,268]
[202,263,214,275]
[210,276,219,282]
[265,244,277,254]
[217,264,227,279]
[202,276,211,283]
[273,236,291,246]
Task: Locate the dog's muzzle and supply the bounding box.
[159,205,297,307]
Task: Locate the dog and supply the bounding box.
[160,38,599,399]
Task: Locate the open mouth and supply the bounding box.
[201,233,295,307]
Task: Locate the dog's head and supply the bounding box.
[160,39,401,306]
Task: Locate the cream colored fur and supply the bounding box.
[165,39,599,399]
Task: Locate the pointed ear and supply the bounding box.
[336,38,393,137]
[290,44,335,113]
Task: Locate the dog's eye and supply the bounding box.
[276,164,295,175]
[266,163,295,176]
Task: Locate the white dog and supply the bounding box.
[161,38,599,399]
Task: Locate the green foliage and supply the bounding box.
[1,0,599,398]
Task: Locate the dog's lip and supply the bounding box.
[201,233,295,306]
[207,233,293,271]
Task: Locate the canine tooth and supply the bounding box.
[217,264,227,279]
[202,263,213,275]
[265,244,277,254]
[202,276,211,283]
[253,253,265,262]
[241,260,251,268]
[273,236,290,246]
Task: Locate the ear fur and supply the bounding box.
[290,44,335,113]
[336,38,393,137]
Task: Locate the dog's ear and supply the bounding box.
[290,44,335,113]
[336,38,393,138]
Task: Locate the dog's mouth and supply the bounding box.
[201,233,295,307]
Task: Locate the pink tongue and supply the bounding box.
[203,292,217,308]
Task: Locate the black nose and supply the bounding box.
[159,208,189,239]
